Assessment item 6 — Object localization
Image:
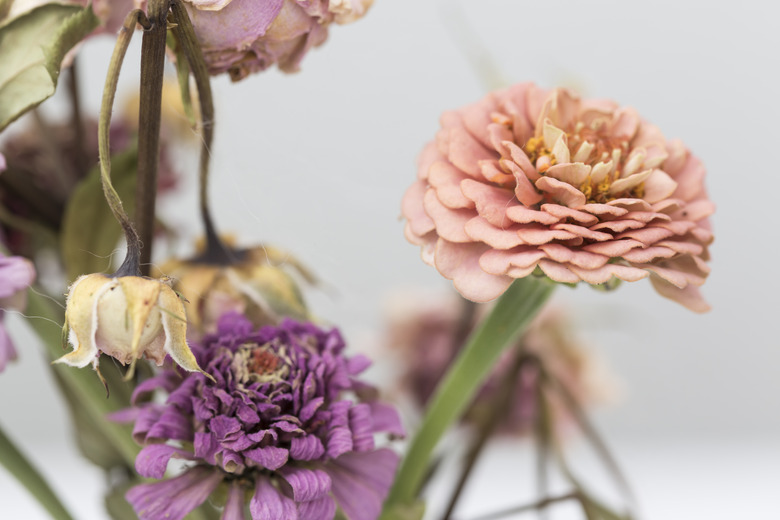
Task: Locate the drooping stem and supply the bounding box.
[98,9,151,277]
[533,355,552,520]
[135,0,170,275]
[382,277,556,514]
[170,0,233,264]
[441,347,530,519]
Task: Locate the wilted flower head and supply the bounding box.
[177,0,373,80]
[6,0,136,34]
[0,253,36,372]
[159,243,312,338]
[386,292,610,435]
[55,273,205,376]
[402,83,714,312]
[117,313,403,520]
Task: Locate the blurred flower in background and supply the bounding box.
[116,313,403,520]
[177,0,374,80]
[384,291,613,436]
[0,252,36,373]
[402,83,714,311]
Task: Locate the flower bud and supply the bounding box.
[56,273,206,376]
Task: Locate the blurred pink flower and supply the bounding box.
[7,0,135,34]
[179,0,373,80]
[402,84,714,312]
[0,253,36,372]
[385,292,610,436]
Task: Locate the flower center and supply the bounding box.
[248,348,280,375]
[232,342,290,384]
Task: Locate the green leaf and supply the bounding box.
[0,421,75,520]
[0,3,99,132]
[381,276,556,515]
[61,146,138,282]
[379,501,425,520]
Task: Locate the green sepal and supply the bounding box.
[166,30,198,129]
[0,3,99,132]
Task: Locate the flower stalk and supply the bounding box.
[382,276,555,513]
[135,0,170,275]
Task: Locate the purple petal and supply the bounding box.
[327,449,399,520]
[346,354,371,375]
[278,467,331,503]
[0,255,35,299]
[127,466,222,520]
[245,446,288,470]
[348,404,374,452]
[131,373,179,404]
[222,482,246,520]
[368,402,405,437]
[210,415,242,441]
[289,435,325,461]
[146,407,193,442]
[300,397,324,423]
[135,444,190,479]
[325,426,353,459]
[297,496,336,520]
[194,432,219,465]
[249,477,298,520]
[221,450,246,473]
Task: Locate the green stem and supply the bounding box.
[0,422,75,520]
[25,290,140,467]
[98,9,150,277]
[170,0,234,265]
[382,277,555,513]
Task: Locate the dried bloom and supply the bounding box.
[55,273,205,375]
[116,313,403,520]
[402,84,714,312]
[158,243,312,338]
[386,292,609,435]
[0,253,36,372]
[178,0,374,80]
[6,0,136,34]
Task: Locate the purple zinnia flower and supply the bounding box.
[117,313,404,520]
[0,251,36,372]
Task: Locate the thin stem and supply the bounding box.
[382,277,556,514]
[98,9,150,277]
[67,57,88,176]
[170,0,233,264]
[441,348,529,519]
[135,0,170,275]
[465,491,580,520]
[541,366,637,513]
[533,356,551,520]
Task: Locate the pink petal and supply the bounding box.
[545,163,591,186]
[464,217,526,249]
[590,219,644,233]
[445,126,496,177]
[423,190,472,242]
[538,244,609,269]
[607,198,653,212]
[535,176,587,207]
[621,246,677,263]
[673,200,716,222]
[428,161,475,209]
[538,260,580,284]
[579,203,628,217]
[501,159,543,205]
[541,204,598,225]
[503,141,540,181]
[569,263,648,285]
[506,205,559,225]
[583,239,645,257]
[479,247,547,274]
[401,181,434,238]
[612,106,640,140]
[516,225,578,245]
[479,159,515,185]
[460,179,516,228]
[435,240,513,302]
[670,154,707,202]
[615,226,674,246]
[551,223,612,242]
[642,169,678,204]
[650,275,710,313]
[417,141,443,180]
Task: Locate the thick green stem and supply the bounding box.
[0,422,75,520]
[98,9,150,277]
[135,0,169,276]
[25,290,140,467]
[382,277,555,513]
[170,0,233,265]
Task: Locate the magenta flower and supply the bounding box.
[402,83,714,312]
[116,313,403,520]
[0,252,36,372]
[179,0,373,80]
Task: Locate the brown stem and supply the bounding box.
[441,347,529,520]
[464,491,580,520]
[170,0,234,265]
[533,356,551,520]
[135,0,170,275]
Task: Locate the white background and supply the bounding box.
[1,0,779,518]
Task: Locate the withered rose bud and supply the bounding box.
[178,0,374,81]
[55,273,207,376]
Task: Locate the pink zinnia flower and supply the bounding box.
[177,0,373,81]
[402,84,714,312]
